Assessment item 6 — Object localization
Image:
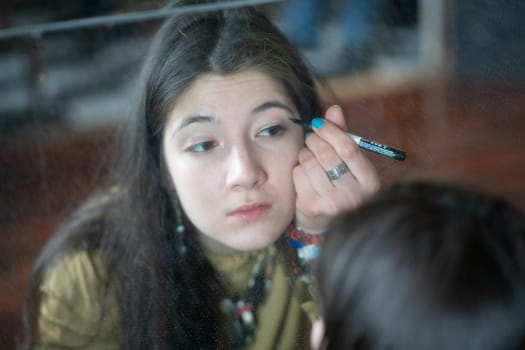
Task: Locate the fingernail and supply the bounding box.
[312,118,325,129]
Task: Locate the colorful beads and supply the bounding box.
[286,224,326,246]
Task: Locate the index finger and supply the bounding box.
[311,117,379,193]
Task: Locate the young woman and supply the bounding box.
[20,2,379,349]
[313,180,525,350]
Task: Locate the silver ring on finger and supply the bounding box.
[326,161,350,181]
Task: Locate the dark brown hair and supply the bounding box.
[317,180,525,350]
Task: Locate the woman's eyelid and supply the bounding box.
[180,131,220,151]
[257,123,286,137]
[255,113,295,134]
[185,140,218,153]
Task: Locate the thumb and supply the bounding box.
[324,105,348,131]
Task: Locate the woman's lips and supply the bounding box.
[228,203,271,222]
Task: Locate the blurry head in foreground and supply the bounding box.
[314,180,525,350]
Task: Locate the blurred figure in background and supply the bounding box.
[313,179,525,350]
[279,0,390,76]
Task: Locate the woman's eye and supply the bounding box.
[186,140,217,153]
[258,124,285,137]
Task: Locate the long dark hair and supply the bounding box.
[21,2,322,349]
[316,180,525,350]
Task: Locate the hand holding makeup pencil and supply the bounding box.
[293,105,380,234]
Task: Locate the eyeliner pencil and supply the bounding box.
[290,118,406,161]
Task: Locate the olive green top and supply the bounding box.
[35,245,316,349]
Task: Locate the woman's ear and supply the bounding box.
[310,318,325,350]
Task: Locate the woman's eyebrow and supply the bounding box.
[252,100,294,115]
[176,115,215,133]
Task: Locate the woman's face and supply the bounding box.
[163,70,304,254]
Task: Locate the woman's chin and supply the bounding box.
[199,229,283,254]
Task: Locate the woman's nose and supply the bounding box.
[225,145,267,191]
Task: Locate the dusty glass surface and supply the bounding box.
[1,1,524,349]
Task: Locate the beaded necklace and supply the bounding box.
[219,247,276,349]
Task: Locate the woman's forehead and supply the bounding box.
[167,70,294,120]
[187,70,287,99]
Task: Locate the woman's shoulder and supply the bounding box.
[33,187,126,348]
[39,186,125,293]
[40,249,112,299]
[39,249,118,318]
[37,249,123,348]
